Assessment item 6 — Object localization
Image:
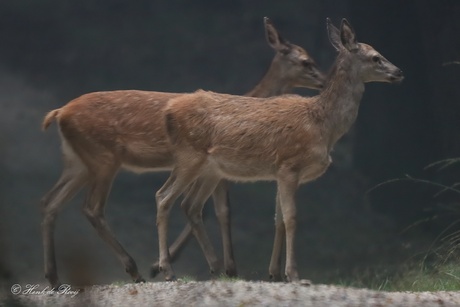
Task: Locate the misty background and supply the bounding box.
[1,0,459,286]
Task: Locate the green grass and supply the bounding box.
[335,261,460,292]
[388,263,460,291]
[110,280,129,286]
[177,275,197,283]
[376,262,460,292]
[356,157,460,292]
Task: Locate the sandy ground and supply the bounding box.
[5,281,460,307]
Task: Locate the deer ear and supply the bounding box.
[264,17,291,54]
[326,18,342,51]
[340,18,359,52]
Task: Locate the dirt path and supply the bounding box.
[7,281,460,307]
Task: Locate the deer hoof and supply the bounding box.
[269,273,283,282]
[134,276,145,283]
[150,265,161,278]
[225,268,238,278]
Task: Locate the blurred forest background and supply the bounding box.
[1,0,460,287]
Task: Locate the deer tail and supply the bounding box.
[42,109,60,131]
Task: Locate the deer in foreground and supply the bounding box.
[156,18,403,282]
[150,17,324,279]
[40,17,325,287]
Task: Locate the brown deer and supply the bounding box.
[40,17,325,287]
[150,17,324,279]
[157,18,403,282]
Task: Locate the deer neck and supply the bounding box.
[319,53,365,148]
[245,56,292,98]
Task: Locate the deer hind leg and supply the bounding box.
[277,170,300,282]
[269,193,285,281]
[156,162,204,281]
[81,162,144,284]
[211,180,237,277]
[179,177,221,276]
[151,181,203,278]
[151,179,231,279]
[41,149,89,288]
[150,223,192,278]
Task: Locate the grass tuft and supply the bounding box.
[361,157,460,292]
[177,275,197,283]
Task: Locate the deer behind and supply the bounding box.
[155,18,403,282]
[40,17,324,287]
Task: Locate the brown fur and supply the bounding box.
[42,109,60,131]
[40,17,325,287]
[155,18,403,282]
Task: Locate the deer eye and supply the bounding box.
[301,60,311,68]
[372,56,381,63]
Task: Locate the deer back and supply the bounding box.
[165,91,330,181]
[57,90,180,170]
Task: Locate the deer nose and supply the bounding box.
[390,69,404,83]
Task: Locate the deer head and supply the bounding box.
[265,17,325,90]
[327,18,404,84]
